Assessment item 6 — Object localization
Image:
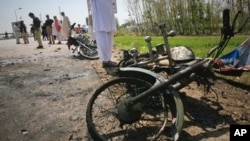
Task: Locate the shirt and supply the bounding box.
[91,0,116,32]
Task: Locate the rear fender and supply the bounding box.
[118,67,166,85]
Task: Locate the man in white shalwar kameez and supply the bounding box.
[91,0,117,67]
[61,12,71,39]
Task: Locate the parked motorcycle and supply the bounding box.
[67,23,98,60]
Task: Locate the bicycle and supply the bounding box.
[86,9,249,141]
[67,23,99,60]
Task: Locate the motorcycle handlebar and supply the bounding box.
[223,9,230,28]
[70,23,76,30]
[221,9,232,36]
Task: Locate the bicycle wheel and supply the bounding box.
[79,45,99,60]
[86,77,184,141]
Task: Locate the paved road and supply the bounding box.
[0,38,74,66]
[0,38,101,140]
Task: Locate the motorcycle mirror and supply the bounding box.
[145,36,151,42]
[167,30,176,37]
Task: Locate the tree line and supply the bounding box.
[124,0,250,35]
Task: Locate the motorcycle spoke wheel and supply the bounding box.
[79,45,99,59]
[86,77,181,141]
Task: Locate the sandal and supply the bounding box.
[102,61,118,68]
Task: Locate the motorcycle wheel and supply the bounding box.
[78,45,99,60]
[86,77,184,141]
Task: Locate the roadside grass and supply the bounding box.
[114,35,250,87]
[114,35,248,58]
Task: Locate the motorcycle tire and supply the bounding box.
[86,77,184,141]
[78,45,99,60]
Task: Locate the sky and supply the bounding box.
[0,0,129,33]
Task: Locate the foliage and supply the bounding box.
[124,0,250,36]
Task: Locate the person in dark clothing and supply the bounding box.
[42,23,48,41]
[4,32,9,39]
[45,15,54,44]
[29,12,43,49]
[20,20,29,44]
[30,27,35,40]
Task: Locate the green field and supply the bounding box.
[114,35,248,58]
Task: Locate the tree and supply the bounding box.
[126,0,250,35]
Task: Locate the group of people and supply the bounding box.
[41,15,63,45]
[28,11,71,49]
[33,0,118,68]
[14,0,117,68]
[30,0,117,68]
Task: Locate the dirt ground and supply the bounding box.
[0,38,250,141]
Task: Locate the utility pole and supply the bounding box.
[87,0,94,40]
[15,7,22,21]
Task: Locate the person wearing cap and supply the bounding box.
[45,15,54,44]
[20,20,29,44]
[28,12,43,49]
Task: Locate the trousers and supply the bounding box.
[94,31,114,62]
[46,26,54,44]
[34,28,43,46]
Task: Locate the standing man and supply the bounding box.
[45,15,54,44]
[4,32,9,39]
[20,21,29,44]
[91,0,117,67]
[53,16,62,44]
[60,12,71,39]
[29,12,43,49]
[13,22,21,44]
